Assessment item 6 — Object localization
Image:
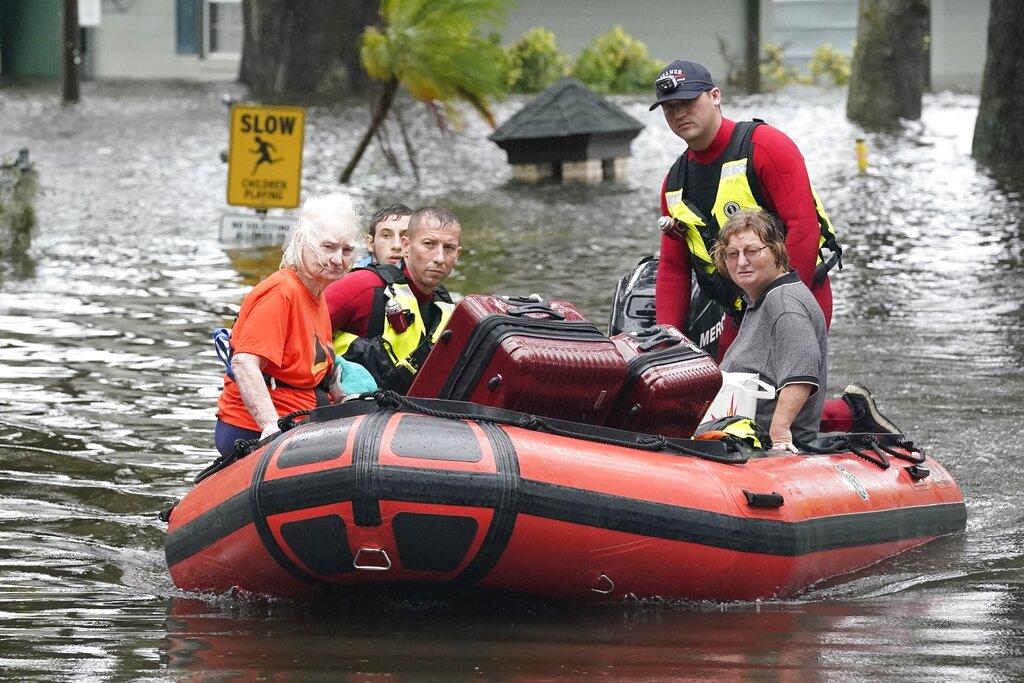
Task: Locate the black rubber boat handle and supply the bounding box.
[743,490,784,508]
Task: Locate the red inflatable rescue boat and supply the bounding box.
[165,393,966,602]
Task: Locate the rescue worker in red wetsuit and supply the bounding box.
[650,60,901,436]
[650,60,841,360]
[325,206,462,394]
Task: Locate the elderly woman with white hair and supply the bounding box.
[214,193,360,456]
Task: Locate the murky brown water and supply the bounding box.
[1,81,1023,680]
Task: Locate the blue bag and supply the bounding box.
[336,356,378,394]
[213,327,235,379]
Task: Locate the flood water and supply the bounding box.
[1,80,1022,680]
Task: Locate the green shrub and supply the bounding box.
[505,28,569,93]
[572,26,662,93]
[808,44,850,86]
[759,42,802,91]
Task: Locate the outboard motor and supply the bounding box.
[608,255,727,358]
[608,255,659,336]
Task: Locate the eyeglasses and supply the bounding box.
[724,245,770,262]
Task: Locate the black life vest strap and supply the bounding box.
[351,262,404,285]
[664,118,765,210]
[733,119,767,210]
[357,265,453,339]
[666,152,687,193]
[691,266,744,317]
[352,263,405,337]
[433,284,453,304]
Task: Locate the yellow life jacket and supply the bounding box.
[696,415,770,450]
[664,120,842,313]
[332,264,454,393]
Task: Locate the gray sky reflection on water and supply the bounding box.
[0,81,1022,680]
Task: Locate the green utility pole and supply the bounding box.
[744,0,761,94]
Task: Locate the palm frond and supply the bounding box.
[360,0,510,128]
[454,87,495,128]
[424,100,454,138]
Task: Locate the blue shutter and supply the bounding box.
[175,0,201,54]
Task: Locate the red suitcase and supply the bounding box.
[408,294,627,424]
[605,325,723,438]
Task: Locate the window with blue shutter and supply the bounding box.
[175,0,201,54]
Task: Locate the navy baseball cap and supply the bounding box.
[649,60,716,111]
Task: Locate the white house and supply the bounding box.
[0,0,992,93]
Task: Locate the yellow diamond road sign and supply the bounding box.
[227,104,305,209]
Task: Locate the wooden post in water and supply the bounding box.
[62,0,80,104]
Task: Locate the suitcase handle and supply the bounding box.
[505,296,565,321]
[503,294,545,304]
[633,325,682,352]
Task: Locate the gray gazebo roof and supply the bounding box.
[489,78,644,143]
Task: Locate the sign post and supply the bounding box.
[223,104,305,246]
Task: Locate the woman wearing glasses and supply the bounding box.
[712,210,828,452]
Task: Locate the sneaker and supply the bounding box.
[842,384,902,434]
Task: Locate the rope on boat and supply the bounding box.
[796,434,926,470]
[193,408,314,484]
[189,392,927,487]
[369,389,742,463]
[866,435,927,464]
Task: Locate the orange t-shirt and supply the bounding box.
[216,268,334,431]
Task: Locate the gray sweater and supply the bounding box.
[720,271,827,443]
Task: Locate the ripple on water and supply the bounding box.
[0,81,1023,679]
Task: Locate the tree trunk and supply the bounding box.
[339,79,399,183]
[240,0,379,96]
[61,0,80,104]
[846,0,929,130]
[972,0,1024,169]
[393,106,422,184]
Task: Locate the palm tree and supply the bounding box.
[339,0,510,184]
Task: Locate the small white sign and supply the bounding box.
[219,212,295,246]
[78,0,101,27]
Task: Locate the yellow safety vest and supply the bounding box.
[664,120,841,313]
[334,282,455,377]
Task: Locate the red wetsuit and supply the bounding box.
[656,118,833,359]
[325,266,436,337]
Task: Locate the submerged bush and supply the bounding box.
[505,28,569,93]
[572,26,662,93]
[809,44,851,86]
[760,42,802,91]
